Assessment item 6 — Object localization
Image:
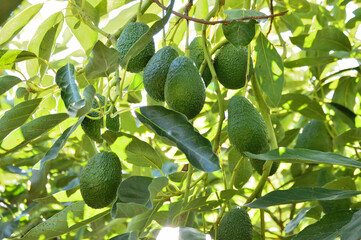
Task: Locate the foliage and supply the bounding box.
[1,0,361,240]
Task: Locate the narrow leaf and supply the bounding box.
[280,93,325,120]
[135,106,220,173]
[334,128,361,147]
[0,50,37,70]
[284,56,337,68]
[119,0,175,67]
[39,117,84,169]
[245,188,361,208]
[244,147,361,168]
[84,41,120,79]
[2,113,69,152]
[67,85,96,117]
[223,9,267,22]
[55,63,81,109]
[341,209,361,240]
[311,27,352,52]
[21,201,109,240]
[285,207,312,233]
[0,3,43,48]
[293,210,356,240]
[0,98,42,142]
[255,32,284,106]
[102,131,162,170]
[0,75,21,95]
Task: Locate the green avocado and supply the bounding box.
[250,144,279,176]
[228,95,268,154]
[164,56,206,119]
[116,22,155,73]
[189,37,212,87]
[295,119,332,152]
[143,46,179,101]
[217,207,253,240]
[80,151,122,209]
[81,94,120,143]
[214,43,253,89]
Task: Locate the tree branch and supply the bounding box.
[151,0,288,25]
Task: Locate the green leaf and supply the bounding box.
[255,32,284,106]
[0,75,21,95]
[21,201,109,240]
[2,113,69,152]
[345,8,361,29]
[0,0,23,26]
[287,0,311,12]
[110,232,138,240]
[65,4,98,55]
[222,20,256,47]
[293,210,356,240]
[279,93,326,120]
[244,147,361,168]
[38,117,84,169]
[0,98,42,142]
[135,106,220,173]
[341,210,361,240]
[334,128,361,147]
[0,50,37,70]
[67,85,96,118]
[55,63,82,109]
[102,131,162,170]
[0,3,43,48]
[27,12,64,78]
[284,56,337,68]
[332,76,360,110]
[84,41,120,79]
[245,188,361,208]
[119,0,175,67]
[279,128,300,147]
[310,27,352,52]
[112,176,167,218]
[34,189,82,204]
[285,207,312,233]
[223,9,266,22]
[228,148,252,188]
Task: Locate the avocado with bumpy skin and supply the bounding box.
[143,46,179,101]
[81,94,119,143]
[80,151,122,209]
[214,43,252,89]
[189,37,212,87]
[228,95,268,154]
[164,56,206,119]
[295,119,332,152]
[250,144,279,176]
[116,22,155,73]
[217,207,253,240]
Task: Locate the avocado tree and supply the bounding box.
[1,0,361,239]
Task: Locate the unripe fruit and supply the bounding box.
[217,207,253,240]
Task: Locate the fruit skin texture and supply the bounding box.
[228,95,268,154]
[217,207,253,240]
[214,43,253,89]
[116,22,155,73]
[81,94,120,143]
[143,46,179,101]
[80,151,122,209]
[295,119,332,152]
[165,56,206,119]
[189,37,212,87]
[250,144,279,176]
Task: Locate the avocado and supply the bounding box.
[164,56,206,119]
[250,144,279,176]
[189,37,212,87]
[228,95,268,154]
[81,94,120,143]
[295,119,332,152]
[80,151,122,209]
[214,43,253,89]
[217,207,253,240]
[143,46,179,101]
[116,22,155,73]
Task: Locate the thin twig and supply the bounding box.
[151,0,288,25]
[266,0,274,37]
